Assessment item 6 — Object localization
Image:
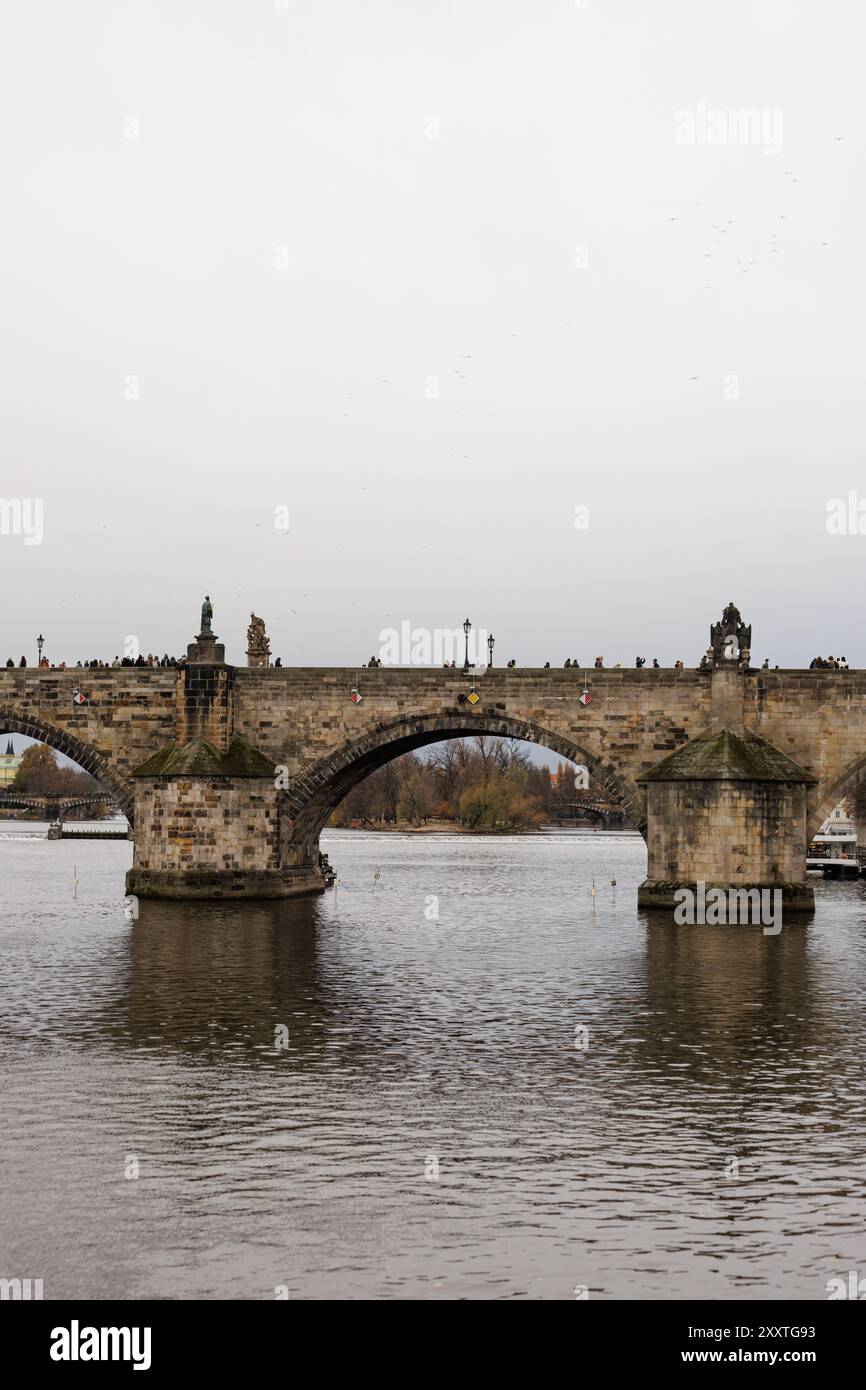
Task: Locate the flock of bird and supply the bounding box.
[672,137,848,382]
[677,137,845,304]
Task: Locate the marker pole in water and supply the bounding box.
[73,865,78,899]
[591,877,597,914]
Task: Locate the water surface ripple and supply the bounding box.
[1,827,864,1299]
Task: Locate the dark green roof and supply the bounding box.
[132,735,277,778]
[637,727,816,784]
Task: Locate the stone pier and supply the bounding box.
[125,603,326,900]
[636,727,816,913]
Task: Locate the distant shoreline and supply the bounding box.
[327,822,641,836]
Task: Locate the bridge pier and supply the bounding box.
[637,727,816,916]
[125,733,328,900]
[125,630,328,900]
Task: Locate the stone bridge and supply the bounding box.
[0,606,860,909]
[0,791,118,820]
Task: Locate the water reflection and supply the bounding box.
[2,830,866,1298]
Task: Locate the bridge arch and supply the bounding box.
[808,753,866,842]
[0,710,134,823]
[282,709,645,859]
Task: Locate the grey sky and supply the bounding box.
[2,1,863,670]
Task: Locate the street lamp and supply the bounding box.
[37,633,44,666]
[487,633,495,668]
[462,617,471,674]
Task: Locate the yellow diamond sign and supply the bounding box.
[467,690,480,705]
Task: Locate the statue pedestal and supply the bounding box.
[187,634,225,664]
[246,647,270,669]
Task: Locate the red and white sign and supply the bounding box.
[72,690,87,705]
[350,688,363,704]
[579,689,591,707]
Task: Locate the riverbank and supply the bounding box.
[330,820,641,835]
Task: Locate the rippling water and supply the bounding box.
[1,824,865,1300]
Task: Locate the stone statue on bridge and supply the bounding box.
[199,595,214,639]
[710,601,751,667]
[187,594,225,664]
[246,613,271,669]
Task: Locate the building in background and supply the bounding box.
[0,738,22,788]
[818,804,856,836]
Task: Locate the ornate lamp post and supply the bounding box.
[487,633,495,668]
[462,618,471,674]
[37,633,44,666]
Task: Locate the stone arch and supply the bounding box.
[282,709,645,859]
[0,709,134,823]
[808,752,866,841]
[56,796,117,815]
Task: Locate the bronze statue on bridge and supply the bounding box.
[199,595,214,639]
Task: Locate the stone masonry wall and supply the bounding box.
[646,781,808,884]
[744,671,866,835]
[133,777,279,873]
[0,668,178,815]
[233,667,715,828]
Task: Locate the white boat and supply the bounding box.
[806,829,860,877]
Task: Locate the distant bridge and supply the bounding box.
[549,799,628,828]
[0,792,121,822]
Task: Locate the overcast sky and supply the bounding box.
[2,1,864,670]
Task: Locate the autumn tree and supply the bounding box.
[12,743,101,799]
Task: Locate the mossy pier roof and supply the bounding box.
[637,728,816,784]
[132,735,277,778]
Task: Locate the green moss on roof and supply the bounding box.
[637,728,816,784]
[132,735,277,778]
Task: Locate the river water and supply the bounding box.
[1,824,865,1300]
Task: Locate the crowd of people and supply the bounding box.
[809,655,848,669]
[5,653,190,670]
[5,652,857,673]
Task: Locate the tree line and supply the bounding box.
[329,737,593,831]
